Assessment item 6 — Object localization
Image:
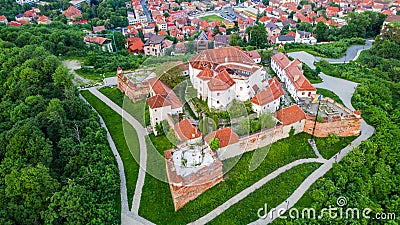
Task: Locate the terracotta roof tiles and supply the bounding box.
[174,118,202,141]
[275,105,306,125]
[204,128,239,148]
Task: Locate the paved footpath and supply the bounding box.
[188,158,328,225]
[87,88,154,225]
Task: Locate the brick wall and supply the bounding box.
[165,149,223,211]
[304,114,361,137]
[117,73,149,102]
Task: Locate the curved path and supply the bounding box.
[287,39,373,69]
[86,88,154,225]
[188,158,328,225]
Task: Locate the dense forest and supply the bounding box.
[0,29,120,224]
[280,22,400,224]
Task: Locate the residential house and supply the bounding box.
[93,25,105,33]
[144,35,166,56]
[271,52,316,101]
[84,36,113,52]
[37,15,52,25]
[265,22,281,36]
[63,6,82,20]
[195,31,209,52]
[295,30,317,44]
[222,19,235,29]
[126,37,144,54]
[147,77,183,134]
[214,34,231,48]
[275,35,295,44]
[174,118,202,144]
[0,15,8,24]
[251,77,284,114]
[16,0,39,4]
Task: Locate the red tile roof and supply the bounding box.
[148,77,183,109]
[271,52,291,69]
[62,6,82,19]
[174,118,202,141]
[275,105,306,125]
[84,36,110,45]
[189,46,255,69]
[251,77,284,106]
[197,66,214,80]
[204,127,239,148]
[147,95,171,109]
[208,69,235,91]
[284,62,316,91]
[127,37,144,52]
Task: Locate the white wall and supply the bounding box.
[149,105,171,133]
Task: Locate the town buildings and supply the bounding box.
[271,52,316,101]
[144,35,166,56]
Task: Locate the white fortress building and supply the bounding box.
[271,52,316,101]
[189,47,274,110]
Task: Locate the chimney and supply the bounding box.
[117,66,123,75]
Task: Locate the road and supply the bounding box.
[62,60,93,86]
[287,38,374,69]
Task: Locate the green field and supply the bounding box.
[199,14,225,22]
[81,90,140,209]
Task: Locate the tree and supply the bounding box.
[246,23,268,48]
[297,22,313,33]
[209,137,220,150]
[229,33,242,46]
[259,112,276,129]
[113,31,126,52]
[262,0,269,6]
[52,65,73,89]
[315,21,329,42]
[4,164,60,224]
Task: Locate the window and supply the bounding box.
[154,109,157,112]
[155,118,158,121]
[217,93,220,96]
[302,92,305,95]
[217,101,220,104]
[240,87,243,91]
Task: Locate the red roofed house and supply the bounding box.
[251,77,284,114]
[37,15,52,25]
[84,36,113,52]
[204,127,240,160]
[147,77,183,134]
[62,6,82,20]
[0,15,8,24]
[275,104,306,135]
[174,118,202,144]
[271,52,316,101]
[126,37,144,54]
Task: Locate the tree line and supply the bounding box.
[0,29,120,223]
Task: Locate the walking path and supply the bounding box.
[86,88,154,225]
[308,139,323,159]
[188,158,328,225]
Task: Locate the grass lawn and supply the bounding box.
[99,86,150,127]
[139,132,318,224]
[314,135,357,159]
[316,88,344,105]
[81,90,140,210]
[199,14,224,22]
[209,162,322,224]
[75,68,104,82]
